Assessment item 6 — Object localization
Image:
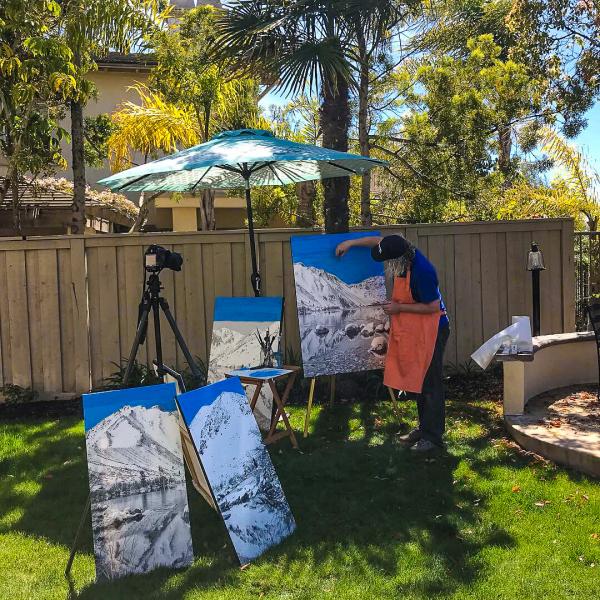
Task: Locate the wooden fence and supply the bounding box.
[0,218,575,399]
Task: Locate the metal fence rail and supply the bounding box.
[575,231,600,330]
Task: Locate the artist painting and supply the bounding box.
[291,232,388,377]
[83,383,193,580]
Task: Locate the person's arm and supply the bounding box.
[335,236,383,257]
[383,299,440,315]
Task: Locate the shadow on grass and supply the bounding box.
[1,395,518,600]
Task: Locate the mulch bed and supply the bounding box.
[0,398,82,421]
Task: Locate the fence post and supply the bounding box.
[70,237,91,393]
[561,219,576,332]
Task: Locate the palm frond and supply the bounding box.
[108,85,199,171]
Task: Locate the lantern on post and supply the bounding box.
[527,241,546,336]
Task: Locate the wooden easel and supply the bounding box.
[303,375,401,438]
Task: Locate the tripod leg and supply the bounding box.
[152,300,165,381]
[65,493,91,577]
[123,304,151,385]
[159,298,204,379]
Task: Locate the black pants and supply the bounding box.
[417,325,449,447]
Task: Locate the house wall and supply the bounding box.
[0,219,575,399]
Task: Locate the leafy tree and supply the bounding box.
[83,114,117,168]
[371,35,543,222]
[146,4,265,230]
[0,0,76,234]
[507,0,600,136]
[107,7,266,232]
[107,85,199,231]
[59,0,164,234]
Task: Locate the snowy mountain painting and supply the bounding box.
[291,232,389,377]
[208,297,283,430]
[177,378,295,565]
[83,383,193,581]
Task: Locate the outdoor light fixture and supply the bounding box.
[527,241,546,336]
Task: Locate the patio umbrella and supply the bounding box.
[98,128,388,296]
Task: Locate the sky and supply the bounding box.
[83,382,177,431]
[177,377,245,423]
[291,231,384,284]
[213,297,283,322]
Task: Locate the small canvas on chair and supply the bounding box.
[208,296,283,430]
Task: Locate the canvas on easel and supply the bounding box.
[177,378,296,565]
[290,232,388,377]
[82,383,193,581]
[208,296,284,430]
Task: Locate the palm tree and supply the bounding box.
[60,0,165,234]
[540,127,599,231]
[216,0,354,232]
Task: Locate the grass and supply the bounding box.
[0,390,599,600]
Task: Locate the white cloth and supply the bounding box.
[471,316,532,370]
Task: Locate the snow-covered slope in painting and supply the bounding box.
[86,404,185,500]
[208,320,280,380]
[293,263,386,313]
[189,390,295,564]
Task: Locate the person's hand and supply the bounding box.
[335,240,352,257]
[383,301,403,315]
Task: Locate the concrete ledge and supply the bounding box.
[502,333,597,416]
[506,412,599,479]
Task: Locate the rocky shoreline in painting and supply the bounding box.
[293,262,389,377]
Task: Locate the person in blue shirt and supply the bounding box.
[336,234,450,452]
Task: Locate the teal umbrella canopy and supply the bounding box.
[98,128,388,192]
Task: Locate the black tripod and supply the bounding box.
[123,271,203,384]
[65,269,201,578]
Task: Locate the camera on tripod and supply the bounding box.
[144,244,183,272]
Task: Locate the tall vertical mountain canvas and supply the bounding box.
[291,232,388,377]
[177,378,296,565]
[83,383,193,581]
[208,297,283,430]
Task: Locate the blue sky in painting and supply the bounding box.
[213,297,283,322]
[291,232,383,285]
[177,377,246,425]
[83,383,177,431]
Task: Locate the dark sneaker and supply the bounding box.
[409,439,440,453]
[397,428,422,447]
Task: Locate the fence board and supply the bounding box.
[58,248,75,392]
[38,249,62,392]
[5,250,31,387]
[25,251,43,390]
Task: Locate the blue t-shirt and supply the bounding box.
[406,249,449,329]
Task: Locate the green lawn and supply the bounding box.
[0,393,598,600]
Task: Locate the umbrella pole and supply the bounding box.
[244,176,261,296]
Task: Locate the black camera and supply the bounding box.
[144,245,183,272]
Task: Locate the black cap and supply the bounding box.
[371,235,411,262]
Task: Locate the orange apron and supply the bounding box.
[384,269,441,394]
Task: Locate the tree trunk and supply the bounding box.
[129,192,160,232]
[70,97,87,234]
[320,72,350,233]
[295,181,316,227]
[199,189,216,230]
[357,28,372,227]
[498,124,512,176]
